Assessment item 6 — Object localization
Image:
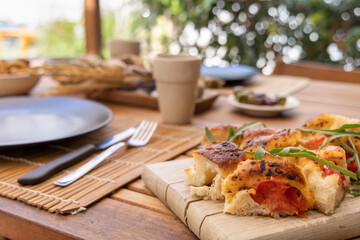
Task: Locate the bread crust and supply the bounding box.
[299,114,360,144]
[240,128,277,148]
[201,125,239,145]
[315,146,347,168]
[193,141,243,175]
[296,155,349,215]
[241,129,299,153]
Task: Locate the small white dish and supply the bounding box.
[227,94,300,117]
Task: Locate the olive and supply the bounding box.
[234,89,287,106]
[277,97,287,105]
[239,94,249,103]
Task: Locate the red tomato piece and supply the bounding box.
[347,160,358,173]
[250,178,308,215]
[304,134,326,150]
[322,165,345,185]
[346,152,358,173]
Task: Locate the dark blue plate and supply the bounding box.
[0,96,112,148]
[201,64,258,82]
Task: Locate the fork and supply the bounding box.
[53,120,158,187]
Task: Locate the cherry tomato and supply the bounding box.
[250,178,308,215]
[347,160,358,173]
[304,134,326,150]
[322,165,345,185]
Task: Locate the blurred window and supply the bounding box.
[0,0,84,59]
[100,0,143,59]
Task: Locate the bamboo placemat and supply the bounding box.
[0,116,202,214]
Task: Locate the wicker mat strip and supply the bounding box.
[0,117,202,214]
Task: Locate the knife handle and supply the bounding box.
[18,144,97,185]
[54,142,126,187]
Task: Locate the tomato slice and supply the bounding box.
[346,152,358,173]
[322,165,345,185]
[304,134,326,150]
[250,178,308,215]
[348,160,358,173]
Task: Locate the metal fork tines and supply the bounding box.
[53,120,158,187]
[128,120,158,147]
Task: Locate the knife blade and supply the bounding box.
[17,127,136,185]
[54,141,126,187]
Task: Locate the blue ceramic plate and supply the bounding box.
[201,64,258,81]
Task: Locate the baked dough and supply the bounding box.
[185,141,243,200]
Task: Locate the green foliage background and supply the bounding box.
[131,0,360,70]
[36,20,85,57]
[11,0,359,72]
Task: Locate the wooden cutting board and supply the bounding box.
[95,89,219,114]
[142,158,360,240]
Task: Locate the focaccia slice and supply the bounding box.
[185,141,243,200]
[222,156,314,218]
[296,146,349,215]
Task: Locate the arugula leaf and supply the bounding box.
[227,128,235,142]
[338,138,354,153]
[246,146,358,180]
[296,124,360,149]
[205,127,216,143]
[348,137,360,177]
[337,124,360,131]
[227,121,266,142]
[254,146,266,160]
[320,133,360,148]
[297,123,360,178]
[344,186,360,197]
[296,124,360,135]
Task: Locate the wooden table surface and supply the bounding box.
[1,77,360,240]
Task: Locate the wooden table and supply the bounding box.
[1,78,360,240]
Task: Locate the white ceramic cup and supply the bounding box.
[153,54,201,124]
[108,39,140,58]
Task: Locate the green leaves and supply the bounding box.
[297,124,360,178]
[296,124,360,136]
[205,127,216,143]
[205,121,265,144]
[348,138,360,177]
[338,138,354,154]
[336,124,360,131]
[320,133,358,149]
[227,122,265,142]
[228,128,234,139]
[344,186,360,197]
[245,146,358,180]
[269,147,317,156]
[254,146,266,160]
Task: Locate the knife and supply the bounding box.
[17,127,136,185]
[54,141,126,187]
